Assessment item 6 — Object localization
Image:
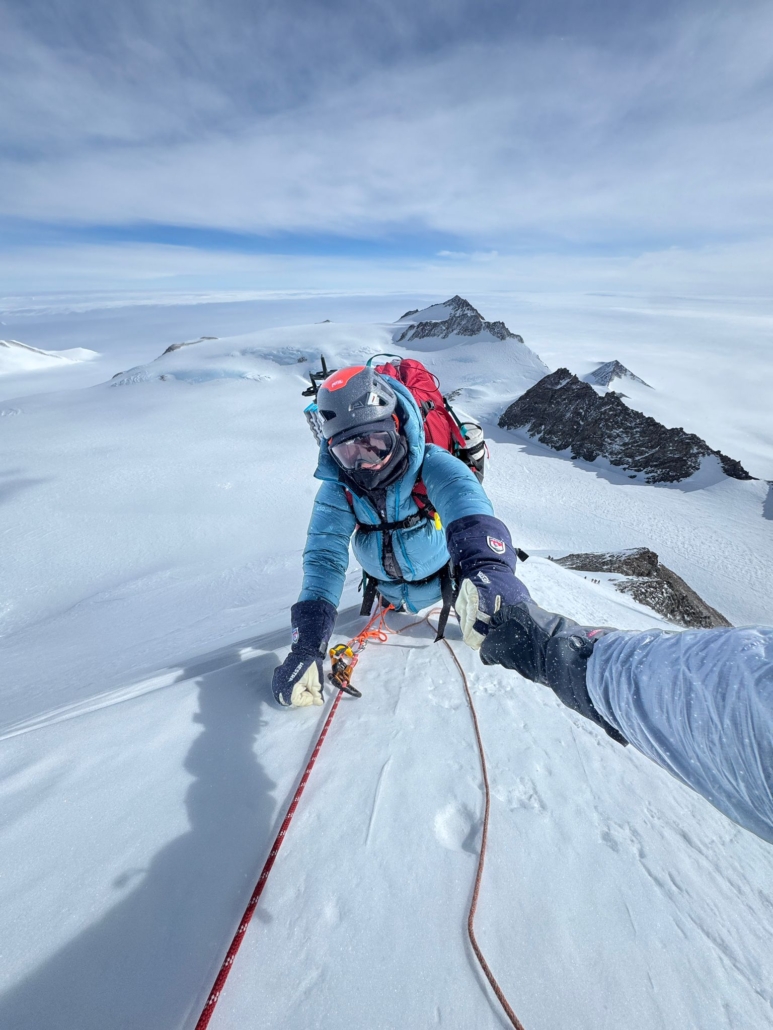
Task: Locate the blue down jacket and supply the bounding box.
[298,379,493,612]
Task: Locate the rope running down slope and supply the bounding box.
[194,608,524,1030]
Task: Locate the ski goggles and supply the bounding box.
[330,428,398,471]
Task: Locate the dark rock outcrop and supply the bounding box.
[552,548,731,628]
[500,368,753,483]
[162,336,217,355]
[764,483,773,521]
[588,360,651,389]
[396,295,524,344]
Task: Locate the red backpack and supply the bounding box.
[373,357,465,452]
[373,355,485,480]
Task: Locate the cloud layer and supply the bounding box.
[2,0,772,293]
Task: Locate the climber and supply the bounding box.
[271,364,529,708]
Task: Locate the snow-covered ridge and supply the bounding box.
[0,338,98,376]
[1,300,773,1030]
[104,302,550,418]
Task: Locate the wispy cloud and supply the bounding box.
[2,0,772,293]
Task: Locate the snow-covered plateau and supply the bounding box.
[0,297,771,1030]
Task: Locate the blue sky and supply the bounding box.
[1,0,772,298]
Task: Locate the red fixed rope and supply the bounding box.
[194,608,390,1030]
[194,688,343,1030]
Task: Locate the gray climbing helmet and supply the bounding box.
[316,365,398,444]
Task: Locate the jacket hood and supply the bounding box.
[314,378,426,490]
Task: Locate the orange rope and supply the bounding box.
[439,635,526,1030]
[372,609,525,1029]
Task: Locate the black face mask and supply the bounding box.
[344,432,410,492]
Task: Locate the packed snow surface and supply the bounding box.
[0,306,772,1030]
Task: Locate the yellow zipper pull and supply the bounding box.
[433,511,442,531]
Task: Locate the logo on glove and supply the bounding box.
[291,627,300,644]
[487,536,506,555]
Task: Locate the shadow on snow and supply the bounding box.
[0,605,368,1030]
[0,647,278,1030]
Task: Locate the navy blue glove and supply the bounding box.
[481,602,627,744]
[272,599,337,707]
[446,515,530,649]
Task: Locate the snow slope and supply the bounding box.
[0,311,772,1030]
[0,338,98,375]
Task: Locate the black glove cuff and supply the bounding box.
[446,515,518,579]
[290,598,337,659]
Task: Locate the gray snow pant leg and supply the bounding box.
[587,627,773,844]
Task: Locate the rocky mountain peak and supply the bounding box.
[500,368,754,483]
[587,360,651,389]
[552,548,730,628]
[395,295,523,345]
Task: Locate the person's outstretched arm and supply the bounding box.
[481,604,773,844]
[587,626,773,843]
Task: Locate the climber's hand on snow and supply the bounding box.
[446,514,530,650]
[272,655,324,707]
[271,598,336,709]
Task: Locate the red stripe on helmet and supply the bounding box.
[322,366,366,391]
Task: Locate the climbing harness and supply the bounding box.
[194,609,524,1030]
[357,561,457,642]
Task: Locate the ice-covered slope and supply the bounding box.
[0,338,98,375]
[0,312,772,1030]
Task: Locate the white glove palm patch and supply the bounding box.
[289,663,324,707]
[455,577,502,650]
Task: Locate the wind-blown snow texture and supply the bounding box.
[0,299,771,1030]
